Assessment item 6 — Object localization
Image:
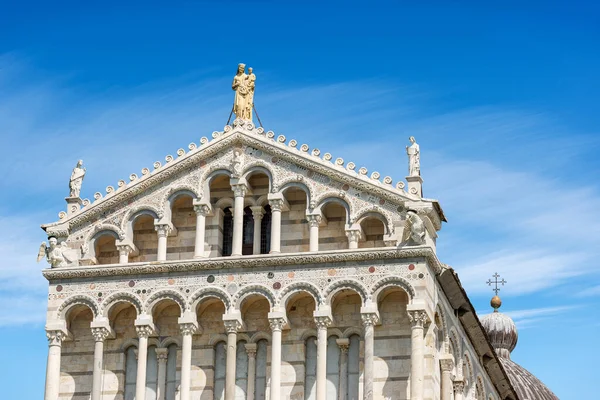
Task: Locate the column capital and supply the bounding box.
[245,343,258,357]
[453,380,465,393]
[231,183,248,198]
[408,309,430,328]
[440,355,455,372]
[345,227,364,242]
[46,330,67,346]
[179,322,199,336]
[91,326,112,342]
[250,205,265,220]
[224,319,243,334]
[306,213,322,228]
[336,338,350,354]
[156,347,169,362]
[154,223,173,238]
[269,317,286,332]
[135,324,156,339]
[193,203,213,216]
[314,315,332,330]
[361,312,380,327]
[269,198,284,212]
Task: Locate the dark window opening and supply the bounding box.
[222,207,233,256]
[260,205,272,254]
[242,207,254,255]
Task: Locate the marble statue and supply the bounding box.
[232,63,255,121]
[37,237,72,268]
[406,136,420,177]
[401,210,425,245]
[69,160,86,198]
[230,149,244,178]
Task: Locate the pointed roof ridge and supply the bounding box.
[42,119,444,230]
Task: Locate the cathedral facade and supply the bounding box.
[39,66,542,400]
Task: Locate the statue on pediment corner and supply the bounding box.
[69,160,86,198]
[37,237,73,268]
[401,210,425,245]
[406,136,420,177]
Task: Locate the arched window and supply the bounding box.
[214,341,227,400]
[304,336,317,400]
[260,205,272,254]
[146,346,159,399]
[242,207,254,255]
[347,334,360,400]
[222,208,233,257]
[255,339,268,399]
[124,346,138,400]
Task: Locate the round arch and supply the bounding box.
[234,284,276,309]
[370,276,416,301]
[121,205,162,238]
[101,292,144,317]
[57,294,99,320]
[145,289,187,315]
[323,279,369,305]
[355,211,391,235]
[189,287,231,311]
[81,224,125,257]
[278,281,322,308]
[278,181,313,205]
[313,195,352,224]
[241,163,275,193]
[200,168,234,199]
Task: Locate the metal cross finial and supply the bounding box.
[486,272,506,295]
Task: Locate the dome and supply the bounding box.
[480,294,559,400]
[499,358,559,400]
[480,309,518,358]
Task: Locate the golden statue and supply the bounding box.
[232,63,255,121]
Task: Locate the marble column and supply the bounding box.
[44,330,66,400]
[307,214,321,252]
[408,310,429,400]
[117,244,132,264]
[336,338,350,400]
[251,206,264,255]
[453,380,465,400]
[155,348,169,400]
[361,313,379,400]
[231,184,247,256]
[155,224,171,261]
[245,343,258,400]
[224,320,241,400]
[193,203,211,258]
[269,198,284,254]
[135,325,154,400]
[91,327,111,400]
[345,229,361,249]
[179,322,198,400]
[440,357,455,400]
[269,317,286,400]
[314,315,332,400]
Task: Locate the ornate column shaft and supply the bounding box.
[245,343,258,400]
[408,310,429,400]
[179,322,198,400]
[135,324,155,400]
[453,380,465,400]
[117,244,132,264]
[269,198,284,254]
[345,229,361,250]
[336,338,350,400]
[91,327,111,400]
[314,315,332,400]
[193,204,211,258]
[155,224,171,261]
[44,330,66,400]
[251,206,264,255]
[224,320,241,400]
[440,357,455,400]
[231,184,247,256]
[361,313,379,400]
[307,214,321,252]
[269,317,286,400]
[155,348,169,400]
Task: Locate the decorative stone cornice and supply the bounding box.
[408,309,430,328]
[42,247,444,281]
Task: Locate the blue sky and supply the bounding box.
[1,1,599,398]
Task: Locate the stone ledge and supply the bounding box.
[42,246,442,281]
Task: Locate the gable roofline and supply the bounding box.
[42,119,446,231]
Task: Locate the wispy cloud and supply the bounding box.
[479,305,578,329]
[576,285,600,297]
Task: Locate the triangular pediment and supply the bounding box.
[42,120,444,247]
